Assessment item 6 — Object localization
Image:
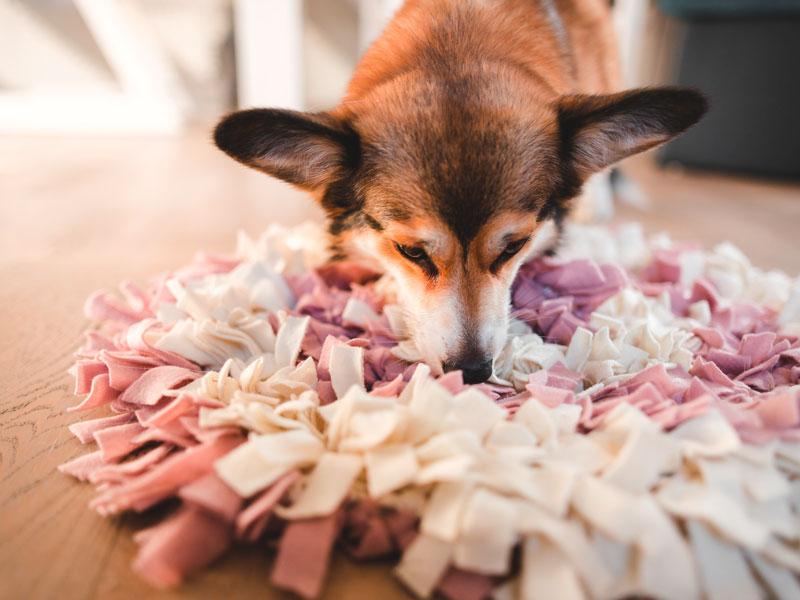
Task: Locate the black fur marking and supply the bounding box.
[328,208,362,236]
[421,262,440,281]
[363,213,384,231]
[383,206,414,221]
[328,250,349,262]
[540,108,584,224]
[320,130,368,236]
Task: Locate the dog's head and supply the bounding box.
[214,69,706,382]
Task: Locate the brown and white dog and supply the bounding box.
[214,0,707,383]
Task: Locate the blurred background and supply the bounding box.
[1,0,798,273]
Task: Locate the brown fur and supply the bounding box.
[213,0,707,381]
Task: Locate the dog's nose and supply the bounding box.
[445,357,494,384]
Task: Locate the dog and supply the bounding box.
[214,0,707,383]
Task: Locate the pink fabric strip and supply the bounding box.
[119,366,200,406]
[235,470,300,541]
[438,567,495,600]
[179,473,243,524]
[93,421,147,461]
[68,373,119,412]
[270,511,342,600]
[89,434,242,515]
[89,445,173,484]
[133,506,232,589]
[58,450,106,481]
[68,412,135,444]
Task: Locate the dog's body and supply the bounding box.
[347,0,621,106]
[215,0,706,382]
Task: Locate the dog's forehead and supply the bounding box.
[353,68,559,246]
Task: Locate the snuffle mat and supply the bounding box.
[61,220,800,600]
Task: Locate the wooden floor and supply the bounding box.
[1,131,798,600]
[618,160,800,274]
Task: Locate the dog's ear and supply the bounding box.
[213,109,358,190]
[558,86,708,180]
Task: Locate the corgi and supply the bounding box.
[214,0,707,383]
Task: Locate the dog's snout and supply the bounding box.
[444,357,493,384]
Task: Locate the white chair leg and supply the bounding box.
[233,0,304,110]
[613,0,650,87]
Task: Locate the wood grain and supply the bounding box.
[0,131,798,600]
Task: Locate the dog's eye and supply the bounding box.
[502,238,528,257]
[394,243,438,277]
[491,237,529,272]
[394,243,428,262]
